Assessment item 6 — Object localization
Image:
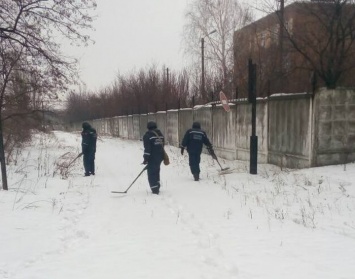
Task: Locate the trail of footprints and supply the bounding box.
[160,193,239,278]
[13,184,92,276]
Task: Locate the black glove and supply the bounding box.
[180,147,184,155]
[207,146,217,159]
[142,160,148,165]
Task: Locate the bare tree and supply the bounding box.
[250,0,296,15]
[257,0,355,90]
[65,65,192,122]
[183,0,253,99]
[234,0,355,96]
[282,0,355,89]
[0,0,96,190]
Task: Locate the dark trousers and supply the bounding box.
[188,152,201,175]
[147,162,161,194]
[83,152,95,174]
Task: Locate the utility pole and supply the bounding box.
[278,0,285,49]
[166,67,169,131]
[166,67,169,110]
[201,30,217,144]
[201,30,217,98]
[201,37,205,97]
[42,100,44,130]
[0,114,8,190]
[278,0,285,88]
[248,59,258,175]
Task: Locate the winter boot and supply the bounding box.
[151,184,160,195]
[152,189,159,195]
[193,173,199,181]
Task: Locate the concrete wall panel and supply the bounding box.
[178,109,194,144]
[156,112,167,138]
[193,107,213,142]
[112,117,119,137]
[235,100,268,163]
[132,115,140,140]
[212,105,237,160]
[118,116,128,138]
[139,114,148,140]
[127,115,134,139]
[68,88,355,169]
[167,110,179,146]
[314,88,355,166]
[268,94,312,168]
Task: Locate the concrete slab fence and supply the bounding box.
[67,88,355,168]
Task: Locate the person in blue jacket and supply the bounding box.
[180,121,213,181]
[143,121,165,194]
[81,122,97,176]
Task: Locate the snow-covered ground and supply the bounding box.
[0,131,354,279]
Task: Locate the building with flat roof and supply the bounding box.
[234,1,355,97]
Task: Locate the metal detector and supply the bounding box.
[215,158,230,171]
[208,147,230,171]
[111,165,148,194]
[66,152,83,168]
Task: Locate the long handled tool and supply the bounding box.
[215,157,230,171]
[111,165,148,194]
[208,148,230,171]
[67,152,83,168]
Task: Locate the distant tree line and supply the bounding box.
[65,65,228,123]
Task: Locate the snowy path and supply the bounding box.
[0,131,355,279]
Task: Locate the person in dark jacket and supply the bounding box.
[180,121,213,181]
[143,121,165,194]
[81,122,97,176]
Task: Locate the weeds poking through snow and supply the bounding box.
[299,206,316,228]
[51,198,57,212]
[220,163,355,233]
[339,182,350,197]
[54,152,81,179]
[19,200,52,210]
[225,208,232,219]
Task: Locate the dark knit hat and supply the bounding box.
[147,121,157,130]
[192,122,201,129]
[82,122,91,129]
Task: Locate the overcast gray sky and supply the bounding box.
[65,0,189,91]
[66,0,260,92]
